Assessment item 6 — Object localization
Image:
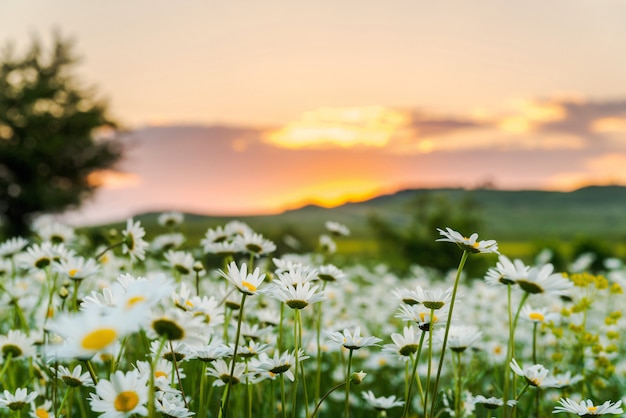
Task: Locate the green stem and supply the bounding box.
[220,292,247,418]
[311,381,347,418]
[423,309,436,417]
[169,340,189,409]
[402,331,426,418]
[291,309,300,418]
[344,349,354,418]
[430,250,469,418]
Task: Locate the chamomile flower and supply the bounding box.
[318,234,337,254]
[54,255,100,281]
[553,398,623,416]
[157,211,184,228]
[327,326,382,350]
[151,233,186,252]
[317,264,346,282]
[361,390,404,411]
[553,371,583,388]
[30,400,54,418]
[510,358,559,388]
[0,388,38,411]
[436,227,499,254]
[254,349,309,381]
[55,364,94,387]
[382,325,421,360]
[0,236,28,258]
[206,359,248,387]
[150,308,208,345]
[233,231,276,257]
[89,370,148,417]
[415,285,453,310]
[516,264,573,296]
[45,309,133,360]
[218,261,266,296]
[37,220,75,244]
[325,221,350,237]
[520,305,560,324]
[269,281,325,310]
[18,242,54,270]
[440,325,482,353]
[155,391,194,418]
[471,395,504,409]
[164,250,195,275]
[0,329,36,360]
[122,218,148,262]
[395,304,447,332]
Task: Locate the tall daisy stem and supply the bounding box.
[430,250,469,418]
[344,349,354,418]
[402,331,426,418]
[220,292,247,418]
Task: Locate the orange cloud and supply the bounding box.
[87,170,142,189]
[545,153,626,190]
[264,106,411,149]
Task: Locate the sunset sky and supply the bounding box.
[2,1,626,224]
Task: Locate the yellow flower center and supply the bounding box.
[35,408,49,418]
[185,300,194,307]
[81,328,117,350]
[241,281,257,292]
[529,312,545,322]
[155,371,167,379]
[69,269,78,277]
[114,390,139,412]
[588,406,598,413]
[126,296,145,308]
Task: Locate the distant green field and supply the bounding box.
[89,185,626,268]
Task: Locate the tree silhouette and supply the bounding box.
[0,33,122,237]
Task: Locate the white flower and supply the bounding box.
[164,250,195,275]
[0,388,38,410]
[218,261,266,296]
[157,211,184,228]
[327,326,382,350]
[122,218,148,262]
[471,395,504,409]
[361,390,404,410]
[0,329,36,360]
[0,237,28,258]
[553,398,623,416]
[253,349,309,381]
[269,281,325,310]
[54,255,100,281]
[233,231,276,257]
[382,325,421,360]
[56,364,94,387]
[516,264,573,296]
[520,305,560,324]
[436,227,499,254]
[206,359,249,387]
[89,370,148,417]
[440,325,482,353]
[510,358,559,388]
[317,264,346,282]
[325,221,350,237]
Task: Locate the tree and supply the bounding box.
[0,33,122,238]
[368,191,492,276]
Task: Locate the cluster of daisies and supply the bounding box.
[0,213,624,418]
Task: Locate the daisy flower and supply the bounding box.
[317,264,346,282]
[471,395,504,409]
[520,305,560,324]
[440,325,482,353]
[0,329,36,360]
[361,390,404,411]
[218,261,266,296]
[54,255,100,281]
[206,359,248,386]
[18,242,54,270]
[150,308,208,345]
[0,236,28,258]
[150,232,186,252]
[414,285,453,310]
[436,227,499,254]
[382,325,421,360]
[164,250,195,275]
[157,211,184,228]
[233,231,276,257]
[273,263,318,287]
[516,264,573,296]
[254,349,309,381]
[55,364,94,387]
[327,326,382,350]
[269,281,325,310]
[89,370,148,417]
[30,400,54,418]
[325,221,350,237]
[510,358,559,388]
[553,398,623,416]
[155,391,194,418]
[0,388,38,411]
[318,234,337,254]
[121,218,148,262]
[36,220,75,244]
[45,308,134,360]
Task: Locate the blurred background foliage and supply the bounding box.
[0,32,122,238]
